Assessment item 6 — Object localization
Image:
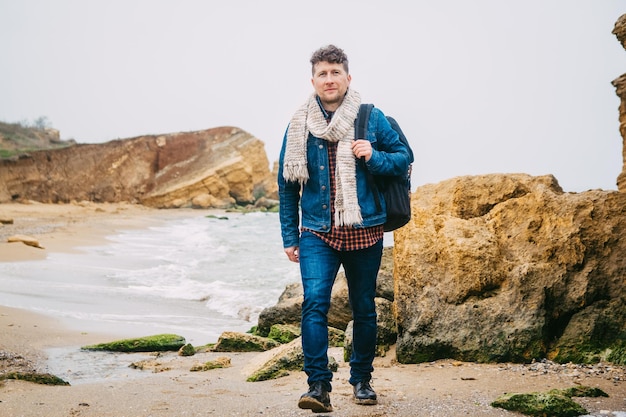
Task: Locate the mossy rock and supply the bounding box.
[245,338,305,382]
[246,338,338,382]
[178,343,196,356]
[193,343,216,353]
[551,341,626,365]
[268,324,301,344]
[327,355,338,372]
[551,344,603,364]
[0,372,70,386]
[190,356,231,371]
[328,326,345,347]
[81,334,186,352]
[247,350,304,382]
[491,392,587,416]
[550,386,608,398]
[212,331,280,352]
[607,344,626,365]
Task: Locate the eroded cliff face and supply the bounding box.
[393,174,626,364]
[0,127,277,208]
[612,14,626,192]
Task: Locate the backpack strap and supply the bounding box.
[355,103,373,140]
[355,103,383,213]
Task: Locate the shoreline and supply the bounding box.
[0,201,204,263]
[3,300,626,417]
[1,202,625,416]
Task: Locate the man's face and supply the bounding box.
[311,61,351,111]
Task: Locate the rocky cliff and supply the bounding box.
[612,13,626,192]
[0,127,277,208]
[393,173,626,364]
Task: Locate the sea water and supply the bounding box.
[0,211,300,346]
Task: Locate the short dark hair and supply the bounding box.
[310,45,349,75]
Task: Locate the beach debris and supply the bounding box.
[211,331,280,352]
[178,343,195,356]
[0,217,13,224]
[267,323,301,344]
[81,334,186,352]
[6,234,44,249]
[0,371,70,386]
[491,385,609,416]
[190,356,231,371]
[0,350,33,372]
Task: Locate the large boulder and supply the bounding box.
[256,247,395,336]
[393,174,626,364]
[0,127,277,208]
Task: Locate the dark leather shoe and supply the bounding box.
[353,380,377,405]
[298,381,333,413]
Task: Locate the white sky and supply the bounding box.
[1,1,625,192]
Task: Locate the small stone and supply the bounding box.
[178,343,195,356]
[7,234,44,249]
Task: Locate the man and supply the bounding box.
[278,44,411,413]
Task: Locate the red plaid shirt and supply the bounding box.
[304,141,384,251]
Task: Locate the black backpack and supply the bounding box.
[355,103,414,232]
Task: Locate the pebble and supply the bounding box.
[499,358,626,382]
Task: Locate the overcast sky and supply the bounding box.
[1,1,625,192]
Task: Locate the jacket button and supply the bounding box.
[320,165,325,170]
[321,185,326,191]
[322,225,327,230]
[319,144,323,149]
[322,204,327,210]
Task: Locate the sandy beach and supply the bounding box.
[0,202,625,417]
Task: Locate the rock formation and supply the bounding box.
[254,246,398,363]
[0,127,277,208]
[393,173,626,364]
[256,247,396,340]
[612,13,626,192]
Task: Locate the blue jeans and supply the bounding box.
[299,231,383,388]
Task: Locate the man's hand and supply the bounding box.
[352,139,372,161]
[285,246,300,263]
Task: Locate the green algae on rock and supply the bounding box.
[491,392,586,416]
[190,356,231,371]
[267,324,301,344]
[246,346,304,382]
[178,343,196,356]
[0,372,70,386]
[211,331,280,352]
[491,385,609,417]
[550,386,609,398]
[81,334,186,352]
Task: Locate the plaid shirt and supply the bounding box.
[304,141,384,251]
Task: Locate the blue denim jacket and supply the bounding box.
[278,105,412,249]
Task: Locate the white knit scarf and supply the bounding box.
[283,88,362,226]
